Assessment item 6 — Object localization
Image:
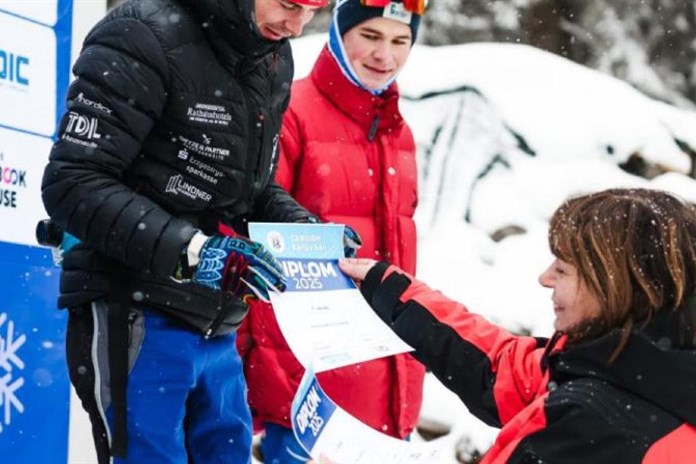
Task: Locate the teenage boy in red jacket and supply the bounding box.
[238,1,427,461]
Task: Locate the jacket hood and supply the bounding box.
[550,309,696,426]
[183,0,283,59]
[311,46,404,138]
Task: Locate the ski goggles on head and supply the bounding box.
[359,0,427,15]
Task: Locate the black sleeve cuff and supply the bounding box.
[361,262,412,325]
[361,261,390,302]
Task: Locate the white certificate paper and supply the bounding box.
[292,369,451,463]
[248,222,413,373]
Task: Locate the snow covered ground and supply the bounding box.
[69,35,696,462]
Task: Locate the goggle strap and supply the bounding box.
[359,0,426,15]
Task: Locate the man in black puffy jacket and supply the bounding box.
[41,0,327,462]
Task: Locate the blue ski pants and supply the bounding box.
[66,301,252,463]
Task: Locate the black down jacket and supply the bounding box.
[41,0,311,335]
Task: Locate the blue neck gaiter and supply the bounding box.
[327,16,396,96]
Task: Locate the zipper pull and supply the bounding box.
[368,115,379,142]
[256,113,265,128]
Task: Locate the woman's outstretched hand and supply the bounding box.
[338,258,378,283]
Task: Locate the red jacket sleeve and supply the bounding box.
[361,263,550,426]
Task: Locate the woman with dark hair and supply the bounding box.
[340,188,696,463]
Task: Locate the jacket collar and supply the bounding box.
[185,0,284,62]
[311,46,404,139]
[549,310,696,426]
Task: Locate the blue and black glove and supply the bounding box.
[299,216,362,258]
[342,225,362,258]
[193,235,287,303]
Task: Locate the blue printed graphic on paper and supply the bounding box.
[249,223,346,260]
[291,371,337,453]
[249,223,356,292]
[281,258,354,292]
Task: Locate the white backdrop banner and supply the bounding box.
[0,12,57,137]
[0,1,73,463]
[0,126,53,245]
[0,0,58,26]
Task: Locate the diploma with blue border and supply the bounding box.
[291,368,451,463]
[248,222,414,373]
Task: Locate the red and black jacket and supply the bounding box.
[362,262,696,463]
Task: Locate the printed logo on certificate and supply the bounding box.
[248,222,413,373]
[291,369,451,463]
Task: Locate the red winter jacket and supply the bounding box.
[238,47,425,438]
[360,262,696,463]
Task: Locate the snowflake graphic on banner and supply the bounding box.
[0,312,25,433]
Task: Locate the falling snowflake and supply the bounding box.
[0,313,26,433]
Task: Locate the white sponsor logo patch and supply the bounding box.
[186,103,232,127]
[383,2,412,24]
[165,174,212,202]
[74,93,112,114]
[178,135,230,161]
[65,111,102,140]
